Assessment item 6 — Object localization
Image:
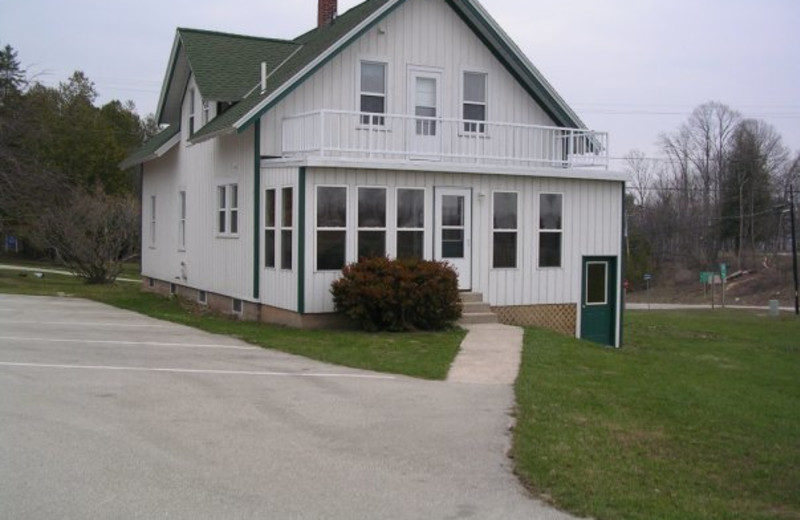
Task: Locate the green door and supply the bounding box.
[580,257,617,346]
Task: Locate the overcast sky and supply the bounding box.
[2,0,798,163]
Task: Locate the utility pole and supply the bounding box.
[791,186,799,315]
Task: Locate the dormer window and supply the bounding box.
[188,88,195,136]
[202,100,210,125]
[359,61,386,125]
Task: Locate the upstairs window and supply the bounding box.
[360,61,386,125]
[463,72,487,133]
[217,184,239,236]
[202,100,210,125]
[188,88,195,136]
[539,193,563,268]
[493,192,517,268]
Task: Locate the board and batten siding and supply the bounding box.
[142,75,256,302]
[260,166,300,311]
[301,167,622,314]
[260,0,556,157]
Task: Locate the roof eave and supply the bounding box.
[155,32,183,125]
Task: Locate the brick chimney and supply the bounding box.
[318,0,337,28]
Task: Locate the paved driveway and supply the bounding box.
[0,294,573,520]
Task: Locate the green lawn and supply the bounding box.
[514,310,800,520]
[0,269,463,380]
[0,255,142,280]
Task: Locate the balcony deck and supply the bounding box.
[281,110,608,171]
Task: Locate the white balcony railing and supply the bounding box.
[281,109,608,169]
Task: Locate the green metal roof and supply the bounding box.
[120,125,180,169]
[178,29,300,102]
[191,0,392,142]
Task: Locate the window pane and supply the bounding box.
[464,72,486,103]
[265,189,275,228]
[358,231,385,259]
[493,232,517,268]
[230,185,238,208]
[463,104,486,122]
[587,263,607,304]
[397,189,424,228]
[264,230,275,268]
[317,230,346,270]
[218,210,226,234]
[179,191,186,218]
[358,188,386,228]
[218,186,226,209]
[397,231,424,260]
[317,187,347,227]
[360,95,385,115]
[442,195,464,226]
[361,62,385,94]
[493,192,517,230]
[415,77,436,107]
[539,232,562,268]
[230,209,238,234]
[540,194,562,230]
[282,187,293,227]
[415,106,436,118]
[281,230,293,270]
[442,229,464,258]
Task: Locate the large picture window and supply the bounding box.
[217,184,239,236]
[264,189,276,268]
[360,61,386,125]
[281,187,293,270]
[463,72,487,133]
[317,187,347,271]
[357,187,386,260]
[539,193,563,268]
[396,188,424,260]
[493,192,517,268]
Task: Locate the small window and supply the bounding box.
[493,192,517,268]
[463,72,487,133]
[202,100,210,125]
[169,283,176,295]
[217,184,239,237]
[198,290,207,304]
[264,189,276,268]
[360,61,386,125]
[358,187,386,260]
[539,193,563,268]
[281,187,293,270]
[396,188,424,260]
[178,191,186,250]
[149,195,156,247]
[586,262,608,305]
[317,186,347,271]
[188,88,195,136]
[232,298,243,314]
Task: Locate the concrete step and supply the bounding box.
[462,301,492,314]
[459,312,499,325]
[459,292,484,303]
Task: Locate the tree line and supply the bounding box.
[0,44,155,282]
[624,102,800,283]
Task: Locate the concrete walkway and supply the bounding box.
[0,264,140,283]
[448,323,524,385]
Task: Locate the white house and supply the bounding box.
[123,0,627,346]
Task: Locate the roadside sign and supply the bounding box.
[643,273,652,281]
[719,263,727,280]
[700,272,712,284]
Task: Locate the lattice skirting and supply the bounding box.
[491,304,577,336]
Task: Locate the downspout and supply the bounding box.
[253,120,261,300]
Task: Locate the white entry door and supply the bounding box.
[408,68,442,159]
[434,188,472,290]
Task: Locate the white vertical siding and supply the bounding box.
[260,166,299,310]
[302,167,622,314]
[261,0,556,156]
[142,74,256,301]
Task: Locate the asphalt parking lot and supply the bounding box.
[0,294,573,520]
